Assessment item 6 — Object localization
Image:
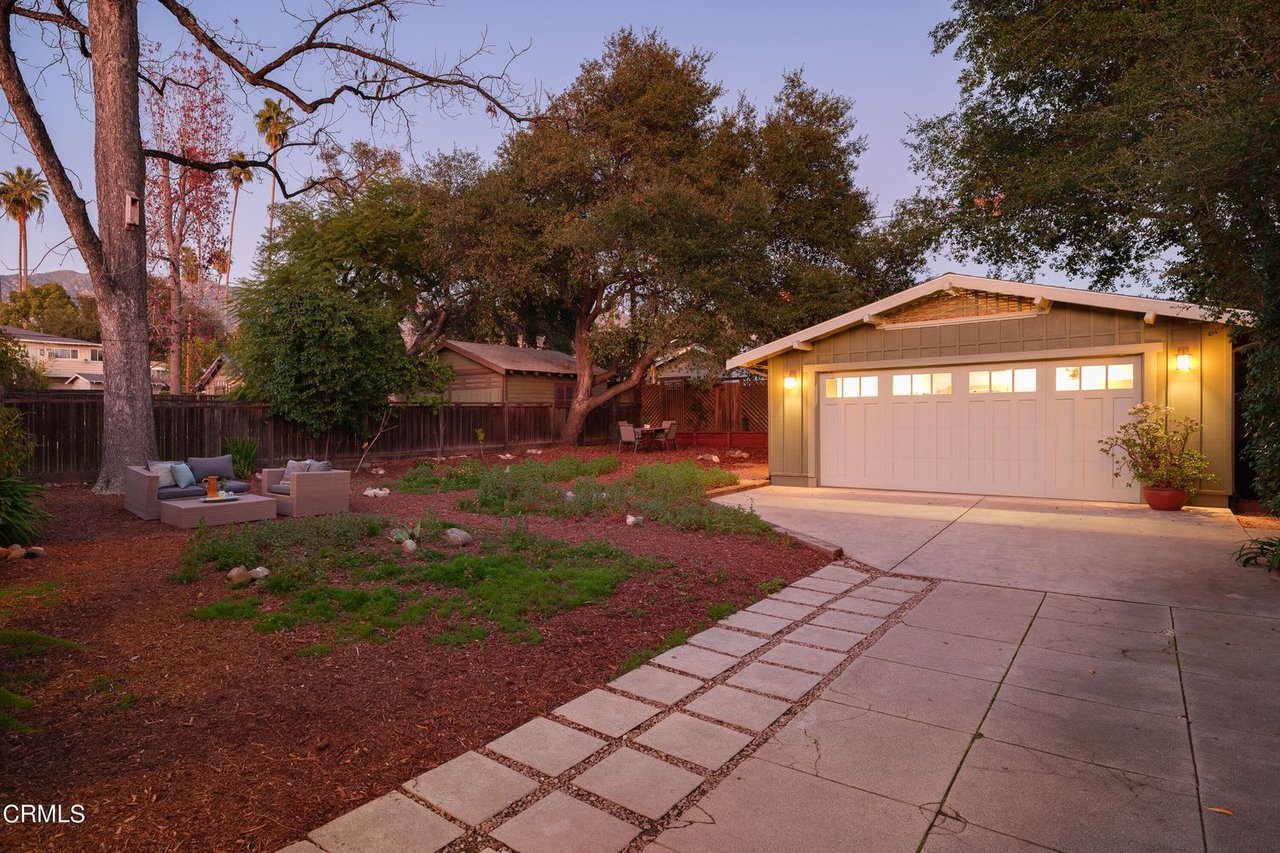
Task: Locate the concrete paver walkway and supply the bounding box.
[283,488,1280,852]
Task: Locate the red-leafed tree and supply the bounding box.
[143,44,232,393]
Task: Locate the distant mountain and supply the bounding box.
[0,270,93,300]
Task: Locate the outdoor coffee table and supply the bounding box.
[159,494,277,529]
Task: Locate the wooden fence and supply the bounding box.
[5,393,640,481]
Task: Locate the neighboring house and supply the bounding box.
[728,273,1240,506]
[434,339,606,406]
[1,324,104,389]
[193,354,240,396]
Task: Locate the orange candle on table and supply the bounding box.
[204,476,218,498]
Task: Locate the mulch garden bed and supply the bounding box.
[0,446,819,852]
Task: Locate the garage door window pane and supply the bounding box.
[969,370,990,393]
[989,369,1013,393]
[840,377,858,397]
[1082,364,1107,390]
[892,374,911,396]
[932,373,952,395]
[1108,363,1134,389]
[860,376,879,397]
[912,373,932,395]
[1014,368,1037,393]
[825,377,839,398]
[1056,366,1080,391]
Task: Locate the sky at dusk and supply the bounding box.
[0,0,1067,291]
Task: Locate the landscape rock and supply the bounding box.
[625,514,644,526]
[227,566,251,585]
[724,449,750,459]
[27,547,47,558]
[362,487,390,498]
[7,544,25,560]
[443,528,474,546]
[525,448,544,455]
[371,467,386,475]
[401,539,417,554]
[498,453,516,460]
[697,454,721,463]
[248,566,270,580]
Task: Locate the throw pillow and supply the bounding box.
[170,462,197,488]
[280,459,311,485]
[188,454,235,482]
[147,460,178,488]
[310,460,334,472]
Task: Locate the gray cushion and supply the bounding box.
[267,484,291,496]
[147,460,179,488]
[224,480,250,494]
[309,460,334,472]
[188,454,234,481]
[281,459,310,485]
[157,485,207,500]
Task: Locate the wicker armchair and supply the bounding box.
[262,467,351,517]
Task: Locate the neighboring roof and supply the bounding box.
[194,354,230,393]
[1,324,99,347]
[437,339,605,377]
[64,372,104,385]
[727,272,1242,370]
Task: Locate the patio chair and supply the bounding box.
[263,463,351,517]
[618,422,639,453]
[658,420,678,450]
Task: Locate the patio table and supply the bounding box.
[159,493,278,529]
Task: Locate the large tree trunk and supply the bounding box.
[17,215,25,291]
[89,0,158,492]
[558,312,658,444]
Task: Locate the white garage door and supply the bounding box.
[818,357,1142,501]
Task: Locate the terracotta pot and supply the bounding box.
[1142,486,1188,511]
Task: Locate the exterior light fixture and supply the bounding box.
[1175,346,1192,372]
[783,371,799,390]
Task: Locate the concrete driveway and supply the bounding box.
[719,486,1279,616]
[685,485,1280,852]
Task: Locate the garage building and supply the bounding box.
[727,273,1239,506]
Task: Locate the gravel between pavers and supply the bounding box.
[348,558,940,853]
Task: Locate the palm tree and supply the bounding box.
[0,166,49,292]
[223,151,252,301]
[254,99,295,257]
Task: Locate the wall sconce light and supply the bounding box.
[783,371,799,390]
[1175,346,1192,372]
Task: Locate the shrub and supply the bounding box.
[0,408,36,479]
[0,477,47,546]
[1098,403,1217,495]
[462,462,566,516]
[222,436,260,479]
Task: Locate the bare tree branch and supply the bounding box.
[141,149,341,200]
[0,0,105,283]
[154,0,534,121]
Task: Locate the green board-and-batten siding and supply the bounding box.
[766,303,1234,505]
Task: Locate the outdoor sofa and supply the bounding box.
[262,461,350,517]
[124,454,250,521]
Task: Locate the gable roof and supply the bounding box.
[63,372,104,385]
[437,339,604,377]
[726,272,1238,370]
[1,324,99,347]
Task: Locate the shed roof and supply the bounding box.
[437,340,604,377]
[726,273,1242,370]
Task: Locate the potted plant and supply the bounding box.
[1098,403,1216,510]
